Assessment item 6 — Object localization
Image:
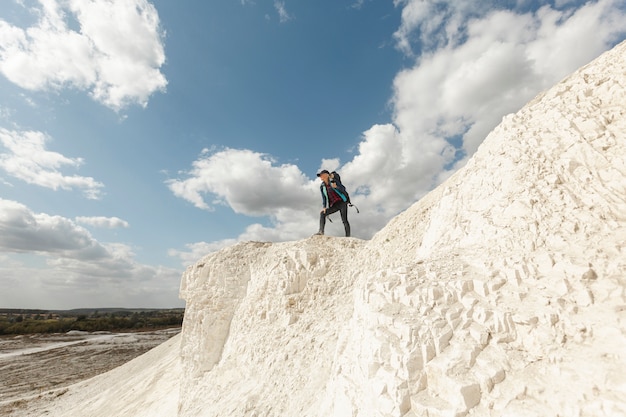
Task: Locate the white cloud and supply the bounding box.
[274,1,293,23]
[389,0,626,160]
[318,158,341,174]
[0,105,14,120]
[75,216,130,229]
[351,0,367,10]
[168,240,237,266]
[0,198,107,258]
[0,198,181,308]
[0,128,104,198]
[0,255,182,308]
[0,0,167,110]
[167,148,316,215]
[392,0,492,54]
[169,0,626,258]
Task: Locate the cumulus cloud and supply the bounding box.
[338,0,626,220]
[167,148,317,215]
[75,216,130,229]
[388,0,626,159]
[0,198,181,308]
[0,0,167,110]
[0,128,104,198]
[0,198,107,258]
[168,240,237,266]
[169,0,626,259]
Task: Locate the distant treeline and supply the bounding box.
[0,308,185,335]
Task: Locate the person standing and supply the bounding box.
[315,170,350,237]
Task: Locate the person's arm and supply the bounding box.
[320,184,328,209]
[331,181,346,194]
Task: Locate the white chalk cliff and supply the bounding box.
[178,40,626,417]
[19,41,626,417]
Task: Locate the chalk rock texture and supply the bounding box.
[178,41,626,417]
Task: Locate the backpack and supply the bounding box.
[330,171,359,213]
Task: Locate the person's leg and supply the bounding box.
[318,204,341,235]
[339,201,350,237]
[318,210,326,234]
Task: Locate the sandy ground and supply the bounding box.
[0,328,180,414]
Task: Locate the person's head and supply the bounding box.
[317,169,330,182]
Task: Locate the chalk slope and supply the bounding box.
[11,40,626,417]
[178,40,626,417]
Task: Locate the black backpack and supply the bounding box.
[330,171,359,213]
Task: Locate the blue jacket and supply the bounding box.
[320,180,348,208]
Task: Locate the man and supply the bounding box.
[315,170,350,237]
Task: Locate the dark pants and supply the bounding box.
[320,201,350,237]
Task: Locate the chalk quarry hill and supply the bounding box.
[18,42,626,417]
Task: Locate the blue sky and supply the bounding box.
[0,0,624,309]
